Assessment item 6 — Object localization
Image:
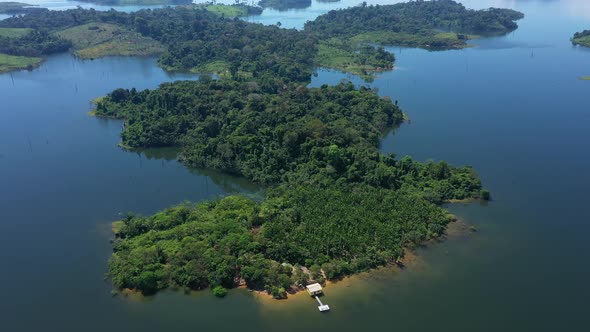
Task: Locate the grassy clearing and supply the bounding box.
[0,28,33,38]
[111,221,125,235]
[55,23,165,59]
[79,0,171,5]
[0,53,42,73]
[572,36,590,48]
[349,30,474,50]
[200,4,250,18]
[315,43,375,80]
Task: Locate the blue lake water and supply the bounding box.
[1,0,589,331]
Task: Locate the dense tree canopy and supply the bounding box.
[110,184,454,297]
[0,28,71,57]
[0,6,316,82]
[95,80,480,203]
[306,0,523,38]
[258,0,311,11]
[0,2,45,15]
[1,1,494,297]
[101,80,483,297]
[305,0,524,49]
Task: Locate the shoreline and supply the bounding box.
[249,218,475,305]
[109,217,475,303]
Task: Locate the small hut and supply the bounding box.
[306,283,323,296]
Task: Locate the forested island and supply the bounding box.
[572,30,590,48]
[98,79,485,297]
[0,1,512,298]
[0,2,42,15]
[0,1,523,79]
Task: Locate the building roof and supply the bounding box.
[306,283,323,293]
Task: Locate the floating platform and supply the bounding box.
[314,295,330,312]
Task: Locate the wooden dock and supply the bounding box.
[314,295,330,312]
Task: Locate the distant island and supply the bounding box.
[73,0,192,5]
[572,30,590,48]
[305,0,524,79]
[0,1,523,80]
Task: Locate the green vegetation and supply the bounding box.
[349,31,477,50]
[258,0,311,11]
[306,0,522,48]
[573,30,590,80]
[480,189,490,201]
[212,286,228,297]
[198,4,263,18]
[0,2,495,298]
[315,39,394,80]
[0,1,522,80]
[55,23,165,59]
[100,80,484,296]
[572,30,590,48]
[0,28,71,58]
[0,28,33,39]
[305,0,523,40]
[303,0,522,79]
[0,53,41,73]
[74,0,192,6]
[110,186,455,296]
[0,1,503,297]
[0,2,35,14]
[0,6,315,81]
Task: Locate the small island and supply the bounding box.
[305,0,524,79]
[572,30,590,48]
[258,0,311,11]
[0,1,510,298]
